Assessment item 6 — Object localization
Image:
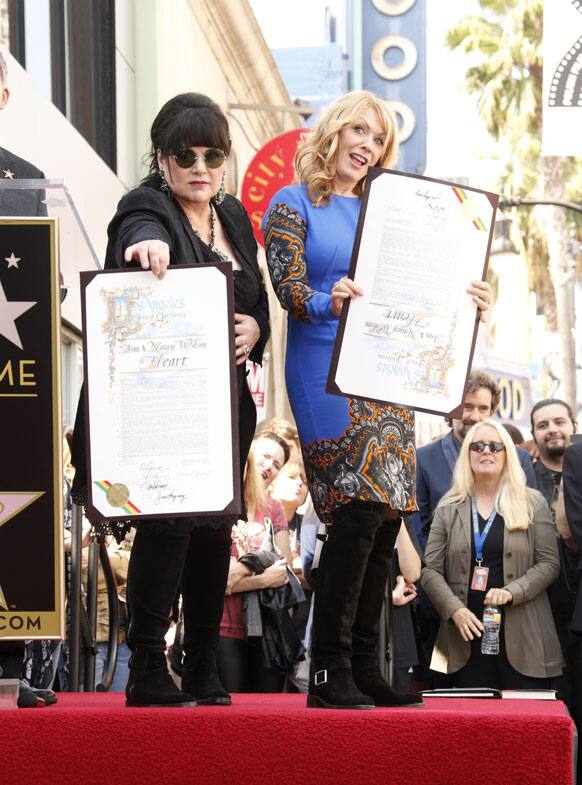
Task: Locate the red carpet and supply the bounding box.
[3,693,575,785]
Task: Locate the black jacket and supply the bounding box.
[104,184,269,364]
[564,441,582,555]
[72,184,269,514]
[564,441,582,631]
[535,455,580,633]
[0,146,46,217]
[533,459,559,510]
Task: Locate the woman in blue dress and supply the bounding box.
[263,91,492,709]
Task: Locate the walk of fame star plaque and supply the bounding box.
[0,218,64,640]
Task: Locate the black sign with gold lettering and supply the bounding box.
[0,219,63,639]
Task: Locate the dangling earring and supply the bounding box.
[214,174,226,205]
[159,168,171,196]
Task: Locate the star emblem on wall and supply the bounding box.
[0,280,37,349]
[4,252,20,269]
[3,168,14,179]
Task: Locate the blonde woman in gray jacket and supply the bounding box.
[422,418,563,688]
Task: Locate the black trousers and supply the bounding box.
[392,666,413,693]
[216,636,285,693]
[551,631,582,785]
[127,518,232,653]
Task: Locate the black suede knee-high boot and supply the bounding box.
[125,524,196,707]
[307,500,384,709]
[180,525,232,705]
[351,519,423,707]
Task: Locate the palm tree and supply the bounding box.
[447,0,578,409]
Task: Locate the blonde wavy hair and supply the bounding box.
[243,449,266,518]
[438,419,536,531]
[295,90,399,206]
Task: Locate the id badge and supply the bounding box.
[471,565,489,591]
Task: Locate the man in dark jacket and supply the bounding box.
[531,398,578,617]
[562,437,582,784]
[531,399,578,724]
[0,49,51,708]
[0,52,45,199]
[531,398,577,512]
[565,439,582,628]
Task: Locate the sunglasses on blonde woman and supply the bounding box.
[468,441,506,454]
[171,148,227,169]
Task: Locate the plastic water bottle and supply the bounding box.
[481,606,501,655]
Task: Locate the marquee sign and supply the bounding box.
[0,219,64,640]
[362,0,426,173]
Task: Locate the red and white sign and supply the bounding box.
[241,128,304,247]
[247,351,270,423]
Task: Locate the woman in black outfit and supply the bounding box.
[72,93,269,707]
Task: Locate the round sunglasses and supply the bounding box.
[469,440,506,454]
[170,148,227,169]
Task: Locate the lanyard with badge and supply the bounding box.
[470,497,496,591]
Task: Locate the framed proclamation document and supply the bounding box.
[327,168,498,417]
[81,264,240,521]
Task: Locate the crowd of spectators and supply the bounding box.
[12,370,582,758]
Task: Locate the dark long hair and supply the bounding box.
[143,93,231,185]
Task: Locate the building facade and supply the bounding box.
[0,0,298,427]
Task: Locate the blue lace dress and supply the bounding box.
[263,184,416,524]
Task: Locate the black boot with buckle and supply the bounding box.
[351,517,424,708]
[307,501,384,709]
[308,663,374,709]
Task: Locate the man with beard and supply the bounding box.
[531,399,578,714]
[531,398,577,511]
[414,370,536,547]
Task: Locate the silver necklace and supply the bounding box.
[190,204,230,263]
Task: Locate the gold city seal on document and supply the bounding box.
[106,483,130,508]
